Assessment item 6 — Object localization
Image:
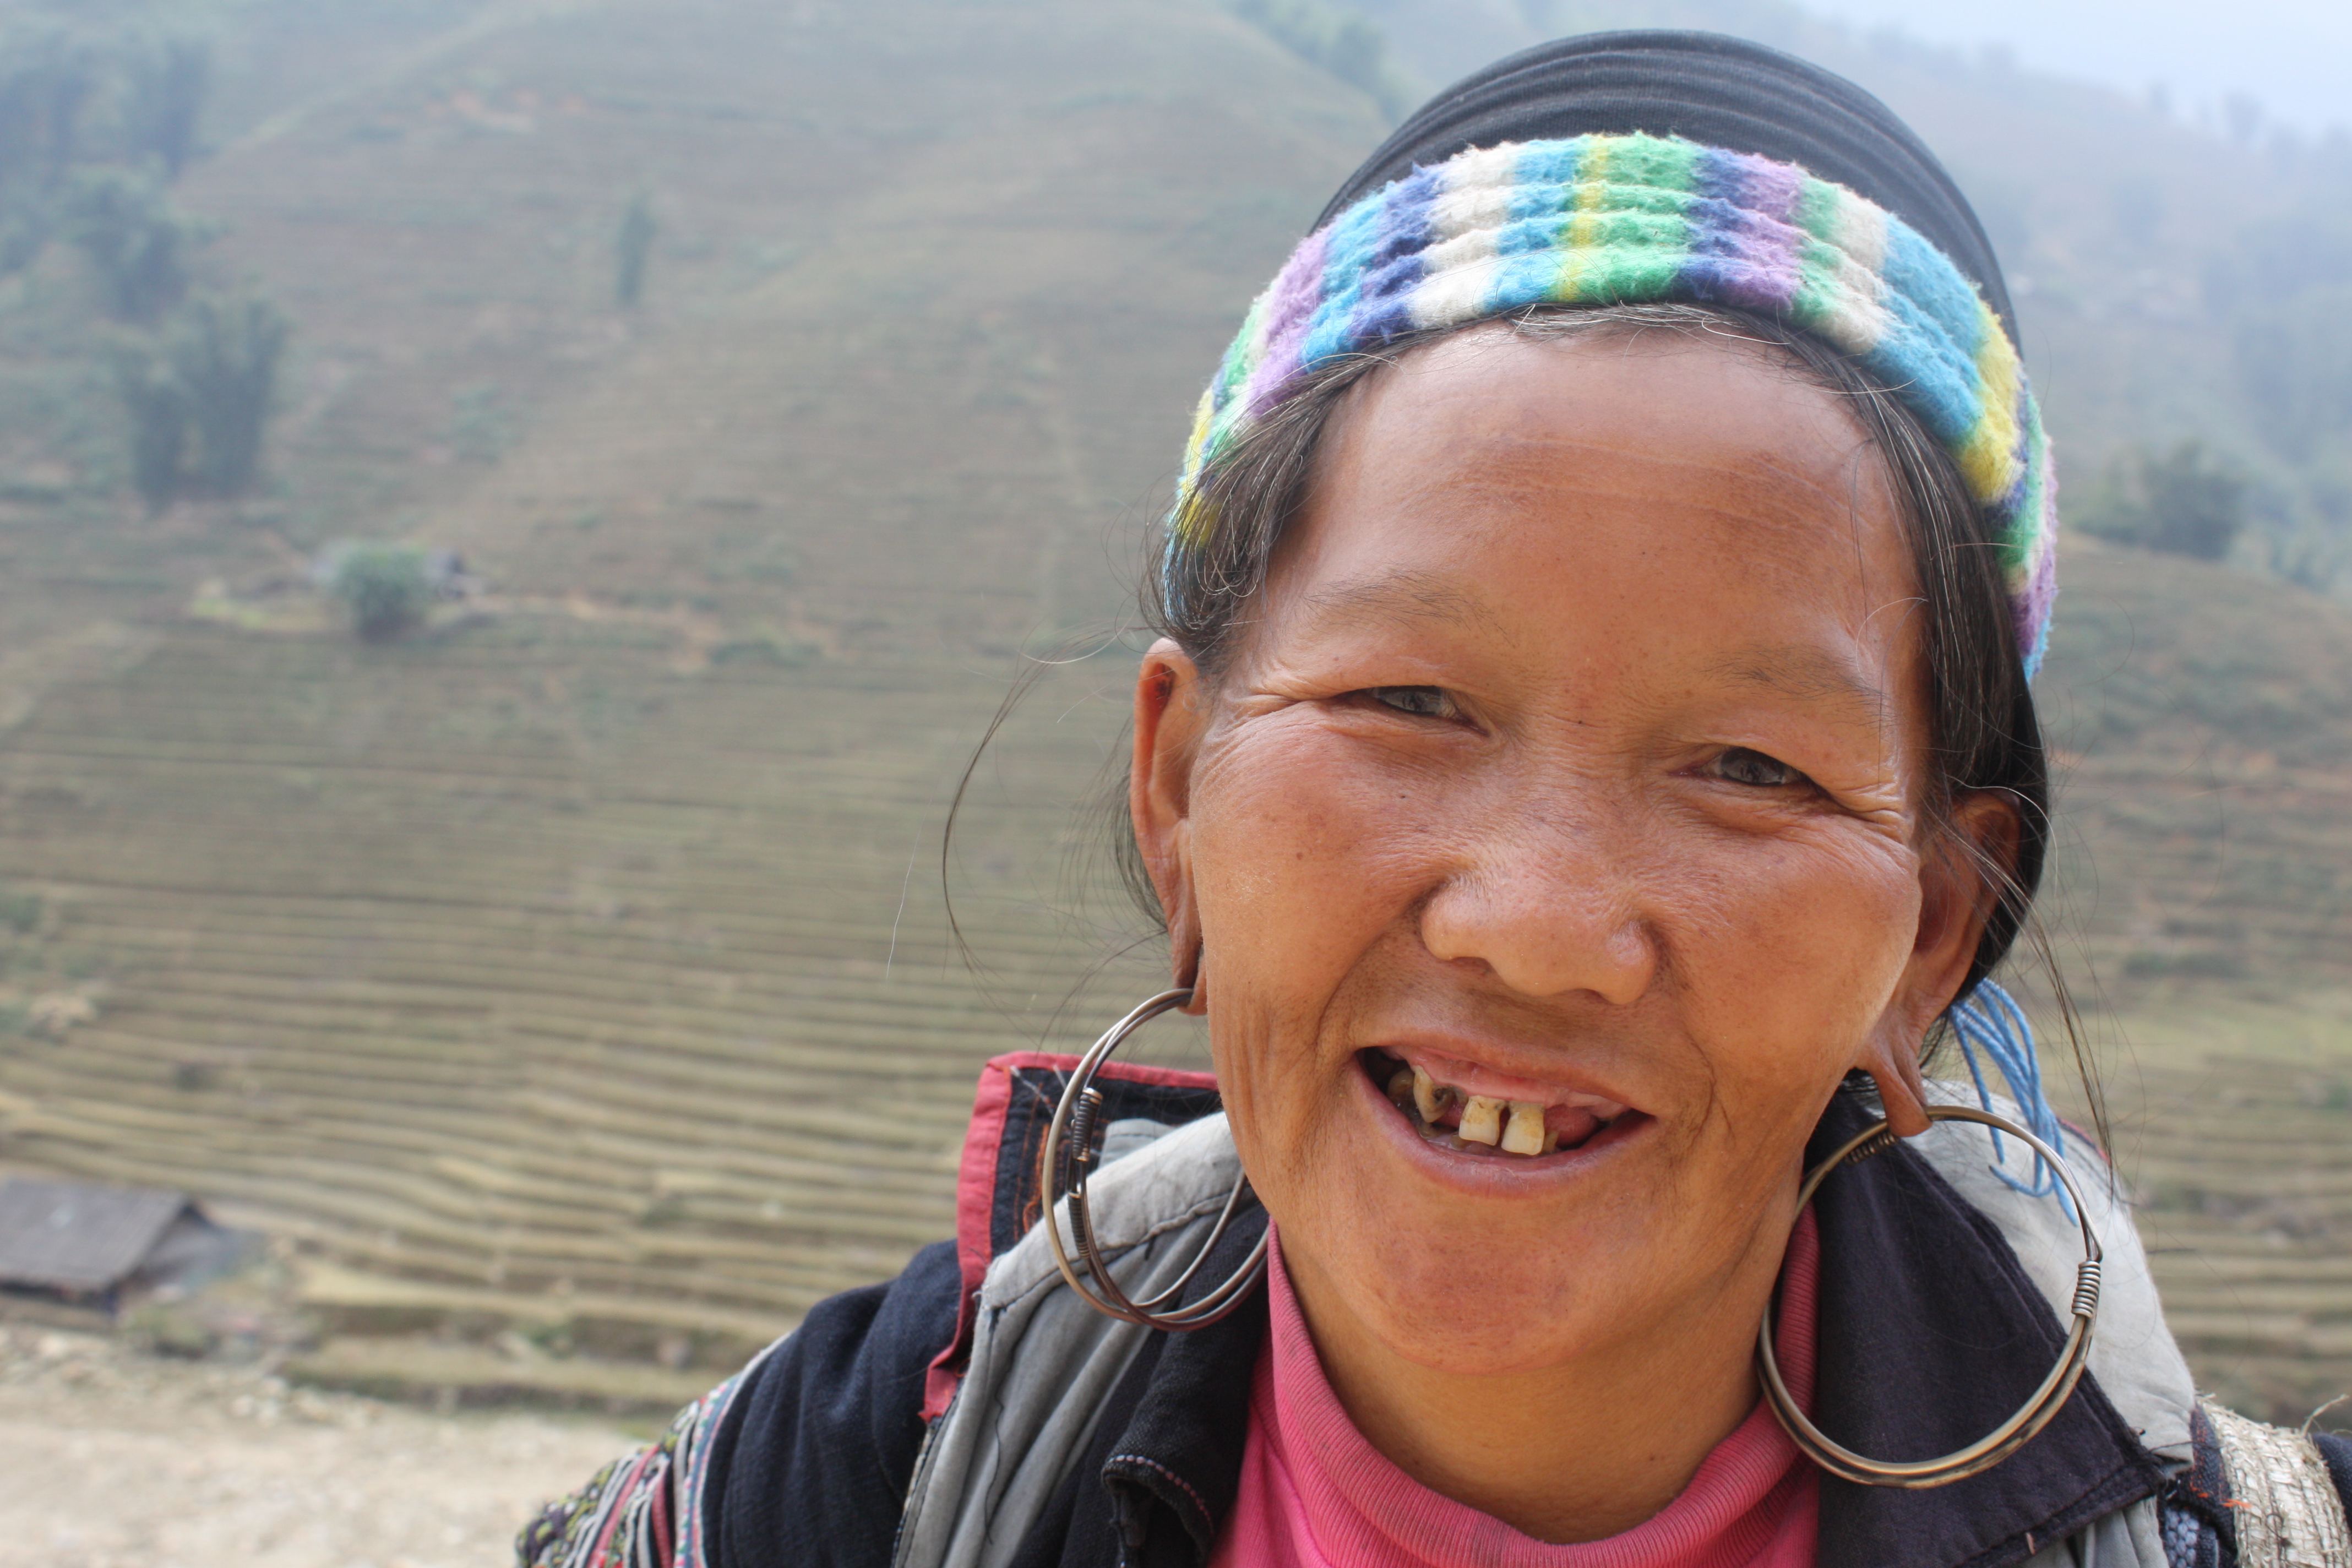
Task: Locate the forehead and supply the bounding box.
[1269,325,1921,684]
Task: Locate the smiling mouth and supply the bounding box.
[1362,1048,1643,1159]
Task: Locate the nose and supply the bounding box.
[1417,810,1658,1006]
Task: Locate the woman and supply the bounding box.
[521,31,2352,1568]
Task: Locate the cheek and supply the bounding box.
[1185,723,1424,984]
[1182,725,1427,1157]
[1665,830,1923,1085]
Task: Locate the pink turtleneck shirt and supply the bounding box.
[1208,1212,1821,1568]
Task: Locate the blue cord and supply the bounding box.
[1946,981,2077,1221]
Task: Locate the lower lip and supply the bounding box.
[1349,1055,1651,1196]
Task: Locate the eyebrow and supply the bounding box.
[1706,645,1891,728]
[1294,570,1499,635]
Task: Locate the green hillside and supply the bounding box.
[0,0,2343,1425]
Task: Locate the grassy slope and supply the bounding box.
[0,0,2342,1420]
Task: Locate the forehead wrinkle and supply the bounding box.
[1384,438,1879,553]
[1706,644,1893,732]
[1292,568,1501,639]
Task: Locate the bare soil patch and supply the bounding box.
[0,1326,637,1568]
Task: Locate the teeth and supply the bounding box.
[1500,1101,1547,1156]
[1394,1058,1625,1158]
[1457,1095,1504,1146]
[1412,1066,1443,1124]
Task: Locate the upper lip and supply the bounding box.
[1378,1036,1643,1117]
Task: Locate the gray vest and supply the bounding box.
[892,1087,2333,1568]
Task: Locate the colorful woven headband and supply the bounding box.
[1169,131,2057,677]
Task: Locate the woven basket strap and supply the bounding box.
[2202,1398,2352,1568]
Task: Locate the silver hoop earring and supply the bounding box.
[1041,987,1268,1330]
[1756,1103,2104,1488]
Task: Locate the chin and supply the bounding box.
[1265,1092,1679,1378]
[1348,1235,1626,1375]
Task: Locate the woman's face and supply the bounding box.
[1134,325,2003,1377]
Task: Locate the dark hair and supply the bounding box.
[1123,302,2049,1008]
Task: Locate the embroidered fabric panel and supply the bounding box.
[514,1363,757,1568]
[2159,1488,2228,1568]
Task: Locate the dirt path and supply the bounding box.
[0,1327,644,1568]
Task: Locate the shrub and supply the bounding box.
[709,630,816,667]
[0,889,42,933]
[2077,439,2247,561]
[327,542,435,640]
[448,383,515,461]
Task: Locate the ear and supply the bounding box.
[1861,791,2022,1137]
[1131,639,1213,1016]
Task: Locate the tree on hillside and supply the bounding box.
[614,192,657,309]
[61,164,204,322]
[2079,440,2247,562]
[2263,455,2350,593]
[2232,282,2352,465]
[108,333,188,514]
[0,24,95,196]
[171,289,288,499]
[118,32,208,179]
[108,287,290,509]
[0,23,97,270]
[0,21,211,280]
[2205,208,2352,581]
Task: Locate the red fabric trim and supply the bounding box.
[647,1455,676,1566]
[2057,1115,2111,1165]
[586,1447,660,1567]
[919,1050,1219,1420]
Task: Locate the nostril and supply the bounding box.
[1417,872,1657,1006]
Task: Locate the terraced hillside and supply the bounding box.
[0,0,2343,1429]
[2027,539,2352,1422]
[2103,1022,2352,1426]
[2038,538,2352,994]
[0,0,1366,1378]
[0,624,1150,1366]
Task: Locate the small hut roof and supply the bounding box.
[0,1177,202,1294]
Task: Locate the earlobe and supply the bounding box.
[1131,640,1209,1011]
[1858,1027,1933,1137]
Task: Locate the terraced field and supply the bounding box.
[2032,542,2352,1423]
[0,617,1174,1363]
[2118,1041,2352,1424]
[0,0,2342,1433]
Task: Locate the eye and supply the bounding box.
[1362,685,1458,720]
[1709,747,1809,789]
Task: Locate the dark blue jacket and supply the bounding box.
[527,1068,2352,1568]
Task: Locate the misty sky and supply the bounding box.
[1798,0,2348,136]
